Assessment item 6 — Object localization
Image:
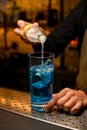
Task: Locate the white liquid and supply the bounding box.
[41,43,44,65]
[39,33,46,65]
[39,35,46,65]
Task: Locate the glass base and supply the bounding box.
[31,104,46,112]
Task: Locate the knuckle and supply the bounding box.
[57,101,63,109]
[64,88,70,91]
[64,104,70,110]
[57,100,62,106]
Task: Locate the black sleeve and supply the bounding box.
[33,0,86,57]
[81,88,87,94]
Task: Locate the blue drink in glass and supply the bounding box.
[29,52,54,112]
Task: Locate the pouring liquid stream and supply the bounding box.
[39,34,46,65]
[41,42,44,65]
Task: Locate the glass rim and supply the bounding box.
[28,52,55,58]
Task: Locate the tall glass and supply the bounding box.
[28,52,54,112]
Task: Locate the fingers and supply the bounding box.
[14,27,30,44]
[57,89,74,105]
[45,88,70,112]
[70,101,82,114]
[61,95,79,113]
[14,20,28,42]
[14,28,24,36]
[14,20,27,36]
[17,20,38,28]
[56,89,82,114]
[14,20,27,33]
[55,89,75,111]
[17,20,28,28]
[45,94,58,112]
[45,88,87,114]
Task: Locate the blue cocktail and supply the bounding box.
[29,52,54,112]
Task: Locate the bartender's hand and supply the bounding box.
[45,88,87,115]
[14,20,39,45]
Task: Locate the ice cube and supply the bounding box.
[43,59,52,66]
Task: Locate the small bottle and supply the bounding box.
[24,24,47,44]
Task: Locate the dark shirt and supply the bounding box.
[34,0,87,93]
[34,0,87,57]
